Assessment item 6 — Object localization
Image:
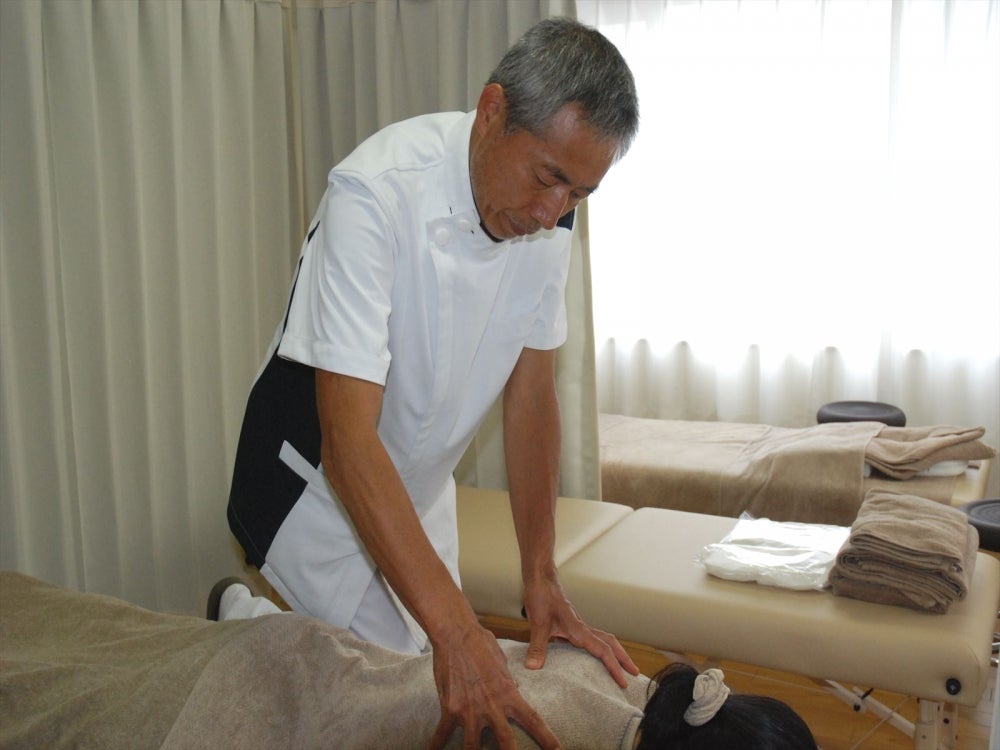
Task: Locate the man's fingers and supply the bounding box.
[596,643,630,688]
[608,633,641,676]
[587,626,640,677]
[428,714,485,750]
[584,634,628,688]
[507,704,561,750]
[428,716,458,750]
[427,704,561,750]
[524,628,550,670]
[463,726,481,750]
[427,622,565,750]
[490,713,520,750]
[570,627,639,688]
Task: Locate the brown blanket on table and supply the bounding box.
[828,490,979,613]
[721,421,884,525]
[0,572,647,750]
[599,414,995,526]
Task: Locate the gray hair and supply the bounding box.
[487,17,639,161]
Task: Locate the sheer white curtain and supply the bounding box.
[578,0,1000,497]
[0,0,595,614]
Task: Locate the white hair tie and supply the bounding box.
[683,668,731,727]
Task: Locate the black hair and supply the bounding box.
[636,663,819,750]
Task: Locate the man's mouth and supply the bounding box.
[507,215,539,237]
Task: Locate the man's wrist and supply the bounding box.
[522,561,559,588]
[423,597,483,649]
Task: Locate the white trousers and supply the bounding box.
[228,444,450,656]
[220,573,425,655]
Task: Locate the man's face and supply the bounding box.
[469,92,617,241]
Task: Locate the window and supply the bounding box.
[579,0,999,439]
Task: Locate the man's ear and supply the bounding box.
[474,83,507,135]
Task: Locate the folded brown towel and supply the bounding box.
[865,425,996,480]
[828,490,979,613]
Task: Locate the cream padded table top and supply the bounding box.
[456,485,632,617]
[559,508,999,706]
[456,486,1000,707]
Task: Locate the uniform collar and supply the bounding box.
[442,111,515,248]
[444,110,478,220]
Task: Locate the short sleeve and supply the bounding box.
[523,229,572,351]
[277,178,396,385]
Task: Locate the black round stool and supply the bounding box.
[960,498,1000,553]
[816,400,907,427]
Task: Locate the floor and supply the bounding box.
[603,642,996,749]
[708,658,995,750]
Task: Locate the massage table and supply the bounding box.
[456,485,1000,750]
[598,413,995,525]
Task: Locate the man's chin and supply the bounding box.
[481,218,520,242]
[480,220,506,243]
[481,215,537,241]
[505,217,540,238]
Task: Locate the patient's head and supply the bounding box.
[636,663,818,750]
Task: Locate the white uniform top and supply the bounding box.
[228,110,574,641]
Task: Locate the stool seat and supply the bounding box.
[817,400,906,427]
[960,498,1000,552]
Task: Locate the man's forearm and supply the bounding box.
[503,348,562,584]
[316,370,478,644]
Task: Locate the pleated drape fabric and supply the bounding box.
[578,0,999,500]
[0,0,597,614]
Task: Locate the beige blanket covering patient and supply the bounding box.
[828,491,979,613]
[0,572,647,750]
[599,414,995,526]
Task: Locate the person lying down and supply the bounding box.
[0,571,817,749]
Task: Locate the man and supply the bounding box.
[227,16,640,749]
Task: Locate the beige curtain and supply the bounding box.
[0,0,599,614]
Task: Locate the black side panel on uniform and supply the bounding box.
[227,240,322,569]
[227,353,321,568]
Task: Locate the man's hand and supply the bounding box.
[316,371,558,748]
[522,575,639,689]
[427,621,562,750]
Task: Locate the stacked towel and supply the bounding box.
[865,425,996,480]
[828,490,979,613]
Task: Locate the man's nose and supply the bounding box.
[530,188,570,230]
